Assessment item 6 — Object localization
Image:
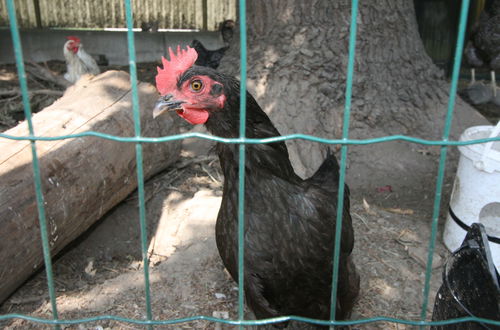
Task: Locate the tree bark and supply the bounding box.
[0,71,181,303]
[219,0,486,183]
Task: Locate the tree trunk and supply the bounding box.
[0,71,181,303]
[219,0,486,186]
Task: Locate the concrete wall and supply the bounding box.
[0,29,224,65]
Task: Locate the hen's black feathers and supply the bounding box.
[185,68,360,327]
[465,0,500,70]
[191,19,235,70]
[191,39,228,70]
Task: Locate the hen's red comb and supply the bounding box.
[156,45,198,95]
[66,36,80,43]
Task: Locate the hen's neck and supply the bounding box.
[214,124,299,184]
[204,87,299,182]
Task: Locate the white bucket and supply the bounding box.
[443,122,500,270]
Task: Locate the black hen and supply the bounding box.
[464,0,500,104]
[191,20,235,69]
[465,0,500,71]
[191,39,229,69]
[153,46,360,328]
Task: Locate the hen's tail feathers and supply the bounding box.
[191,39,207,52]
[307,148,351,210]
[308,148,340,188]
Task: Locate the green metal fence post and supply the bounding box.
[123,0,154,326]
[329,0,359,326]
[237,0,248,328]
[420,0,471,323]
[5,0,59,328]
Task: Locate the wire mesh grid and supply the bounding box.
[1,0,500,328]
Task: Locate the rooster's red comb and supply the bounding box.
[156,45,198,95]
[66,36,80,43]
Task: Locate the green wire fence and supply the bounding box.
[1,0,500,328]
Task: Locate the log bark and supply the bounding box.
[0,71,181,303]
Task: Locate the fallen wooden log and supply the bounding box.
[0,71,181,303]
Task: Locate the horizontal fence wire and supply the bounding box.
[2,0,499,328]
[1,313,500,328]
[2,131,500,146]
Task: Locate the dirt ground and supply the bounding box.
[0,62,498,329]
[0,149,449,330]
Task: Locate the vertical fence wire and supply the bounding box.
[420,0,471,322]
[123,0,154,325]
[5,0,60,328]
[237,0,248,327]
[329,0,359,325]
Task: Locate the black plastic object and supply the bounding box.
[432,223,500,329]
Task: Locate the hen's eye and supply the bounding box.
[190,80,203,91]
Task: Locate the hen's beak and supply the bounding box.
[153,94,185,118]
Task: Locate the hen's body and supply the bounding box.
[463,1,500,104]
[63,39,100,84]
[216,145,359,323]
[465,0,500,71]
[191,39,229,69]
[199,71,359,325]
[191,20,234,69]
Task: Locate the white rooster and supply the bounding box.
[63,36,100,84]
